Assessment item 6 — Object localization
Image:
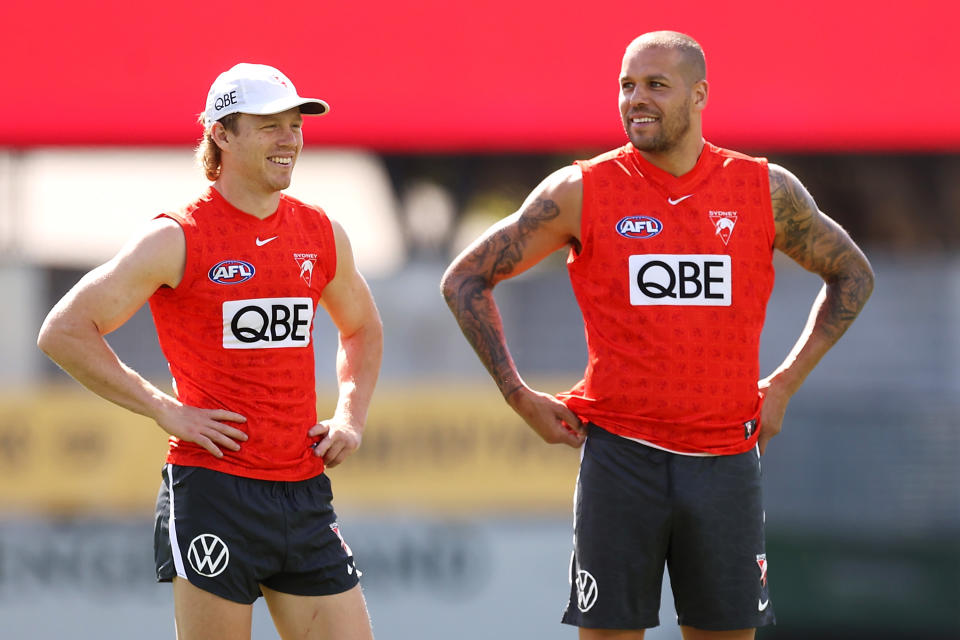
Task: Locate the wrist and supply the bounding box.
[146,388,179,422]
[765,370,803,397]
[503,383,531,411]
[331,411,365,432]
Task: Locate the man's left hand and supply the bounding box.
[309,419,363,468]
[757,377,791,456]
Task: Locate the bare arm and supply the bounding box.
[440,165,586,447]
[758,163,875,454]
[36,218,248,458]
[310,219,384,467]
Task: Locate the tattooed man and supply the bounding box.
[441,31,873,640]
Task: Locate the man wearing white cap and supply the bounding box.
[38,63,382,639]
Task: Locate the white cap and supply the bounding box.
[202,63,329,127]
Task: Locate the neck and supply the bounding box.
[213,172,282,219]
[638,134,705,178]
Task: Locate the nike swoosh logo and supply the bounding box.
[667,194,693,205]
[256,236,278,246]
[758,598,770,611]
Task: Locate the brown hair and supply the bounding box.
[626,31,706,85]
[195,112,241,181]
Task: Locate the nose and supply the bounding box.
[278,125,299,147]
[625,85,649,109]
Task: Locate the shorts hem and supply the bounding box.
[262,574,361,598]
[157,572,259,605]
[676,617,776,631]
[561,615,661,630]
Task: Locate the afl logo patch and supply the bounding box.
[208,260,255,285]
[616,215,662,239]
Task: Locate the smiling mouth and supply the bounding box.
[630,116,658,124]
[268,156,293,166]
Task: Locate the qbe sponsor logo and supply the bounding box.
[212,84,244,114]
[222,297,313,349]
[628,254,731,306]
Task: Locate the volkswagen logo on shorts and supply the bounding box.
[575,569,599,612]
[187,533,230,577]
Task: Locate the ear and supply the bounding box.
[211,121,231,151]
[692,79,709,112]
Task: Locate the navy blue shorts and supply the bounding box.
[561,425,775,631]
[154,464,360,604]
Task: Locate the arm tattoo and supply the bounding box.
[442,198,562,395]
[770,166,874,343]
[769,168,816,260]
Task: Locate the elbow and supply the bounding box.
[833,256,875,315]
[371,311,384,344]
[363,305,384,348]
[439,265,460,310]
[37,308,90,363]
[36,313,63,360]
[856,255,876,305]
[440,263,492,312]
[863,262,876,301]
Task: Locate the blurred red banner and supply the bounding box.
[1,1,954,151]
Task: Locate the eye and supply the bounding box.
[649,80,666,89]
[621,81,635,91]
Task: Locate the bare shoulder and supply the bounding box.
[441,164,584,294]
[492,163,583,256]
[40,216,187,336]
[319,215,363,302]
[141,216,186,255]
[767,163,824,260]
[116,216,187,289]
[326,215,350,247]
[317,215,380,332]
[768,163,815,226]
[521,164,583,239]
[538,164,583,200]
[767,163,873,283]
[324,215,358,278]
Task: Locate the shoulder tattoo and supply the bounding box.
[769,166,817,259]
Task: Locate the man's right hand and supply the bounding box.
[507,386,586,448]
[155,400,248,458]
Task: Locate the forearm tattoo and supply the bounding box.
[443,198,561,396]
[770,167,874,342]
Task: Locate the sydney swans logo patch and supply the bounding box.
[330,522,361,576]
[709,211,738,245]
[757,553,770,611]
[293,253,319,287]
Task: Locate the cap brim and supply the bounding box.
[248,96,330,117]
[297,100,329,115]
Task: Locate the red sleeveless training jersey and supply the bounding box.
[558,142,776,454]
[149,187,337,480]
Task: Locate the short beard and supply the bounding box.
[628,95,692,153]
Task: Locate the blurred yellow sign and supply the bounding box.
[0,383,581,516]
[0,385,169,516]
